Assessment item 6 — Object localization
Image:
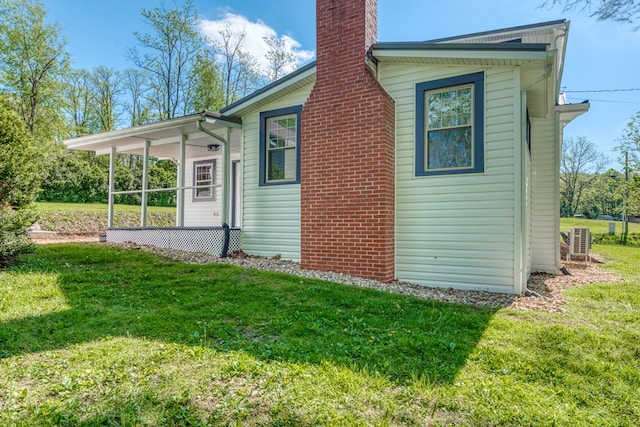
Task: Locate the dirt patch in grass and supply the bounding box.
[513,260,624,313]
[30,232,100,244]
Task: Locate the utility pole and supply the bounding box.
[622,150,629,245]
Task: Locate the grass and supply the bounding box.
[560,217,640,235]
[34,202,175,232]
[36,202,175,214]
[1,244,639,425]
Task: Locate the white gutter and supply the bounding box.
[371,48,549,62]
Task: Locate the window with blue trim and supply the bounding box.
[259,105,301,185]
[415,72,484,176]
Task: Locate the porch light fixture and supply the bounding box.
[207,143,220,151]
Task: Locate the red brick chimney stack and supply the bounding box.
[300,0,396,281]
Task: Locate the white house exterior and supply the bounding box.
[64,0,588,294]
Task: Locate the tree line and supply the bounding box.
[1,0,640,260]
[0,0,300,259]
[0,0,298,207]
[561,129,640,221]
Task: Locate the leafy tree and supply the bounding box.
[0,0,69,145]
[122,68,153,126]
[264,35,297,82]
[89,65,122,132]
[128,0,202,120]
[62,69,98,138]
[560,136,608,216]
[212,26,263,105]
[617,111,640,215]
[188,51,225,112]
[0,98,42,258]
[579,169,624,218]
[542,0,640,28]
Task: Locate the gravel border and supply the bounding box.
[110,243,624,314]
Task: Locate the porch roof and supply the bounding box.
[63,111,242,158]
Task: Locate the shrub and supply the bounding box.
[38,151,108,203]
[593,232,640,247]
[0,100,42,260]
[0,206,36,260]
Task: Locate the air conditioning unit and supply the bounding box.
[570,227,590,259]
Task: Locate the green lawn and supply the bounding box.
[1,244,639,426]
[36,202,175,214]
[560,217,640,235]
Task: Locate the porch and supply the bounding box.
[64,111,243,257]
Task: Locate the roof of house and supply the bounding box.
[423,19,567,43]
[221,19,569,117]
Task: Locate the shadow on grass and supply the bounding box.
[1,244,498,385]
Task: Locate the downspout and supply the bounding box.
[196,119,231,257]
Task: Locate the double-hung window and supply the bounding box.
[193,159,216,201]
[415,72,484,176]
[259,105,301,185]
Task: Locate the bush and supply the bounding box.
[0,100,42,209]
[39,151,108,203]
[0,206,36,260]
[593,232,640,247]
[0,100,43,260]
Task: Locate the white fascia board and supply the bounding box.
[64,115,201,149]
[372,48,549,62]
[64,113,240,150]
[221,65,316,116]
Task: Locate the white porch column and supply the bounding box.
[140,140,150,227]
[176,134,186,227]
[108,146,116,228]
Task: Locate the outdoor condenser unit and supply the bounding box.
[569,227,590,259]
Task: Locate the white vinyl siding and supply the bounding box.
[239,83,314,261]
[184,156,222,226]
[530,116,560,273]
[182,152,242,227]
[380,64,520,293]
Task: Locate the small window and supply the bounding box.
[415,72,484,176]
[259,105,301,185]
[193,159,216,202]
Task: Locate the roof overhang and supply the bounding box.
[556,101,590,124]
[64,111,242,157]
[371,43,550,66]
[220,61,316,117]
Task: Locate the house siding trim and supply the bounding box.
[259,105,302,186]
[415,72,485,177]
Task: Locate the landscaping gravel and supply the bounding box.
[109,242,624,314]
[31,232,623,313]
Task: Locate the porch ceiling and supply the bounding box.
[63,111,242,159]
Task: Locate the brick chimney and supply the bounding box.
[300,0,395,281]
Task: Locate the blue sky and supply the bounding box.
[40,0,640,167]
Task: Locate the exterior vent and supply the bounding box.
[569,227,590,259]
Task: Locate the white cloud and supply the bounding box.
[198,13,315,76]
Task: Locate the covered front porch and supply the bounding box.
[64,111,243,257]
